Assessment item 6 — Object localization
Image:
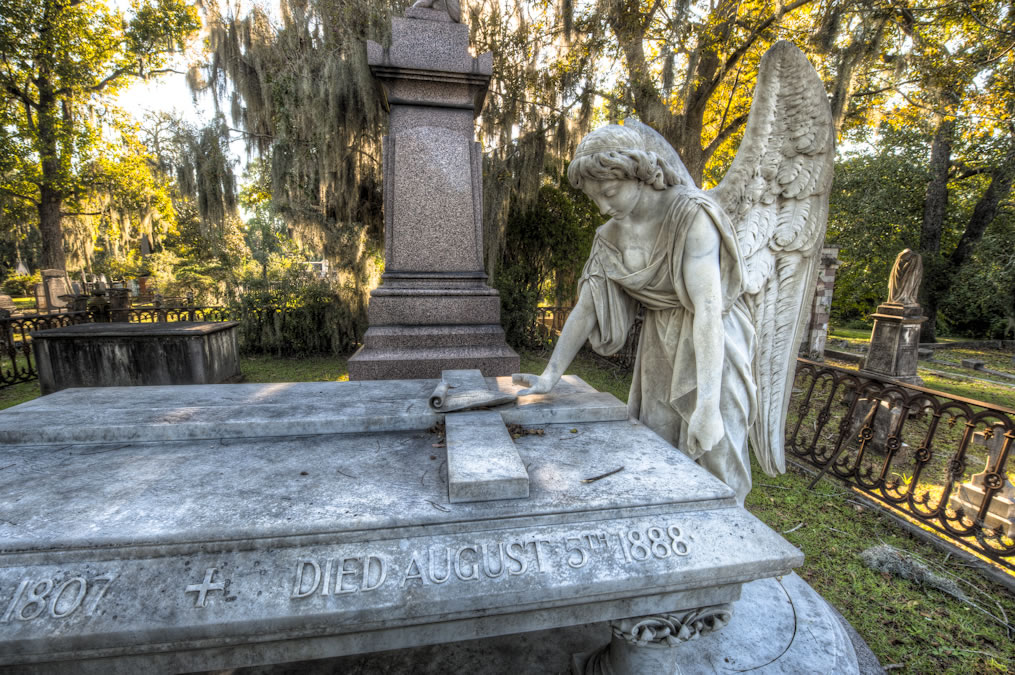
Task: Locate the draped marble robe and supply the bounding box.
[578,187,758,503]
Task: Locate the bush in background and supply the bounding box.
[234,275,367,356]
[494,179,600,349]
[1,272,40,297]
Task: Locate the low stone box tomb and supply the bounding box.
[30,321,241,394]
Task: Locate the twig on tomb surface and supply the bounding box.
[782,522,805,534]
[335,468,355,479]
[425,500,449,512]
[581,466,625,483]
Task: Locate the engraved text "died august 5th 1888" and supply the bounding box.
[290,524,691,599]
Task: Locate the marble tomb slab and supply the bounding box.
[0,377,801,673]
[0,375,626,446]
[30,321,242,394]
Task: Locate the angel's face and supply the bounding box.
[582,179,642,221]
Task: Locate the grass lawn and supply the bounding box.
[240,354,351,383]
[830,326,969,348]
[0,380,40,410]
[824,329,1015,410]
[829,326,874,343]
[2,348,1014,672]
[746,459,1015,674]
[931,348,1015,375]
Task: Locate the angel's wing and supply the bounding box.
[709,41,834,476]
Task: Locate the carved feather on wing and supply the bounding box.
[709,41,834,476]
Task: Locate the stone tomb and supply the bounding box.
[30,321,241,394]
[0,374,807,673]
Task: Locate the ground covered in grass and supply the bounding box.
[2,348,1014,672]
[0,380,38,410]
[747,459,1015,674]
[826,328,1015,409]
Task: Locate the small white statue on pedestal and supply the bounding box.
[515,41,835,505]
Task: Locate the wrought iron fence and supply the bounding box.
[0,306,233,390]
[788,358,1015,572]
[126,306,236,324]
[0,311,93,388]
[533,305,642,370]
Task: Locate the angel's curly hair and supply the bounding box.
[567,125,683,191]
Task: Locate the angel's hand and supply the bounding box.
[512,372,555,396]
[688,404,724,457]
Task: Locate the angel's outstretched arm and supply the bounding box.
[513,285,597,395]
[683,210,726,457]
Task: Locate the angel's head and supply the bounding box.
[568,124,685,194]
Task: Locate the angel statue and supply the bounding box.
[411,0,461,23]
[513,42,834,504]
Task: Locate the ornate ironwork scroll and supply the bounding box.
[788,358,1015,571]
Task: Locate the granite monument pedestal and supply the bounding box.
[0,373,823,674]
[348,8,518,380]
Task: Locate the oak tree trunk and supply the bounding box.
[917,116,954,343]
[37,186,65,271]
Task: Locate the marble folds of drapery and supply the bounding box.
[578,187,758,503]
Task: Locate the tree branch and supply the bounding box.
[53,64,186,98]
[60,210,104,217]
[951,166,989,180]
[705,111,750,156]
[642,0,664,31]
[949,147,1015,269]
[851,79,921,98]
[706,0,815,98]
[0,186,39,206]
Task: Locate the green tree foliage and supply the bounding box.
[827,126,930,324]
[546,0,898,187]
[238,159,302,281]
[195,0,391,281]
[495,177,601,347]
[0,0,200,271]
[137,112,247,303]
[871,0,1015,341]
[939,217,1015,338]
[235,273,367,357]
[828,123,1015,338]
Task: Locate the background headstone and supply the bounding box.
[40,268,71,311]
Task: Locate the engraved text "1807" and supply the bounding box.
[1,575,116,623]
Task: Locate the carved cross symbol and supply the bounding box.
[185,567,225,608]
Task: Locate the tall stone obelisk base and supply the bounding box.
[349,8,519,380]
[859,302,925,385]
